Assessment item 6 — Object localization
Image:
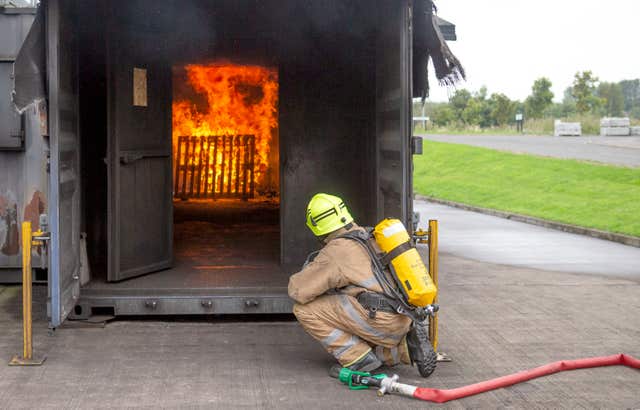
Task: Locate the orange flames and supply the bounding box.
[172,63,279,199]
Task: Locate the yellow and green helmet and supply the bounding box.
[306,193,354,237]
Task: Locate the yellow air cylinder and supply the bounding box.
[373,219,437,307]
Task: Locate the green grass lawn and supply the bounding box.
[414,140,640,237]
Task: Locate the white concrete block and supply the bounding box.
[600,117,631,127]
[630,126,640,136]
[554,121,581,136]
[600,126,630,136]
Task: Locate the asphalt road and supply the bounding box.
[414,200,640,280]
[419,134,640,168]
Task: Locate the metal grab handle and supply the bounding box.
[119,152,170,165]
[119,154,144,165]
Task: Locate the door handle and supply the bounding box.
[120,154,144,164]
[119,152,170,165]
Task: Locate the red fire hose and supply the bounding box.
[412,354,640,403]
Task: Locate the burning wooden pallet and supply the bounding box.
[174,135,256,199]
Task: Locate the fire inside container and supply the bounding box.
[172,63,279,200]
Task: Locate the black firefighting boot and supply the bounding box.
[347,350,383,373]
[406,321,437,377]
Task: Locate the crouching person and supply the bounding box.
[288,193,435,376]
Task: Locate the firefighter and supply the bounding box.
[288,193,435,375]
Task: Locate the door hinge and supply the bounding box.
[412,136,423,155]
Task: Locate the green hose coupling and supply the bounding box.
[338,368,388,390]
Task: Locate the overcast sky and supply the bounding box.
[428,0,640,103]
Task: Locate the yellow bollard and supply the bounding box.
[9,222,46,366]
[427,219,439,351]
[427,220,451,362]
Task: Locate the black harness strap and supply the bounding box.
[356,292,397,318]
[380,241,414,266]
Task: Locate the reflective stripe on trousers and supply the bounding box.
[321,329,345,348]
[332,335,360,360]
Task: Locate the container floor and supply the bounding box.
[84,199,290,293]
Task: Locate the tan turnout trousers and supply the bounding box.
[288,224,412,367]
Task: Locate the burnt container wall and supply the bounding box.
[0,8,47,280]
[275,1,378,266]
[0,104,48,276]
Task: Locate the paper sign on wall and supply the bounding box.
[133,67,148,107]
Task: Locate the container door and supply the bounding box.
[375,0,413,227]
[47,0,81,327]
[106,20,173,281]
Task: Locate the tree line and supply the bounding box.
[421,72,640,128]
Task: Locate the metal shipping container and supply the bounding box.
[4,0,456,329]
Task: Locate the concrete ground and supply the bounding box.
[419,134,640,168]
[1,202,639,408]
